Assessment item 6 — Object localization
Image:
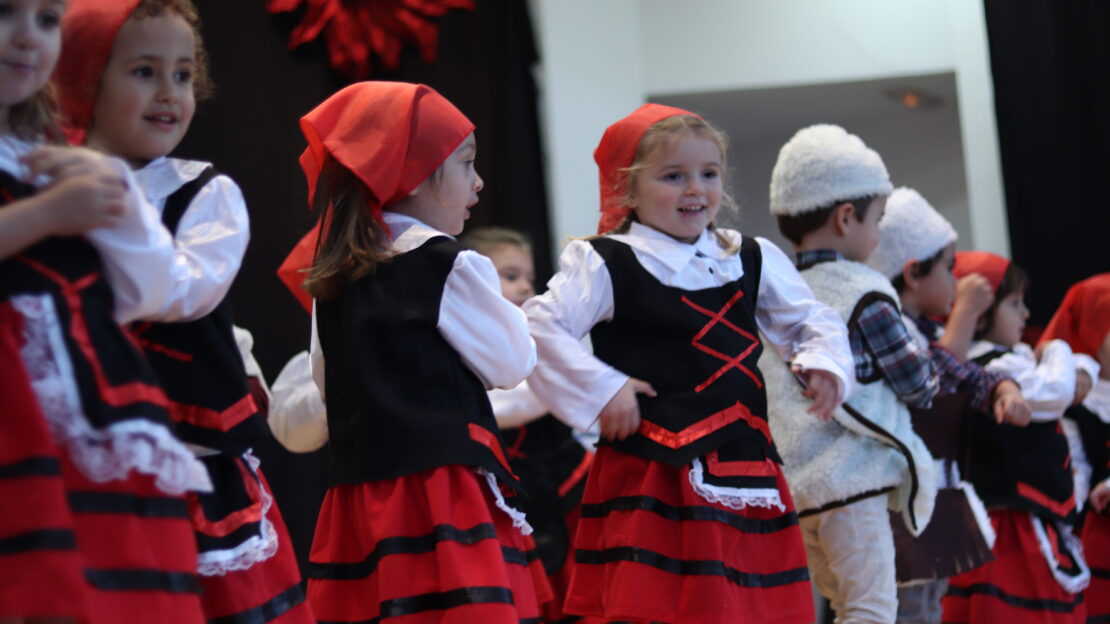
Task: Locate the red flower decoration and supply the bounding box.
[267,0,474,79]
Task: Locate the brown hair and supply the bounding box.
[302,157,394,300]
[976,262,1030,339]
[459,227,531,257]
[891,245,948,294]
[598,114,740,252]
[776,195,877,246]
[8,85,63,143]
[129,0,213,100]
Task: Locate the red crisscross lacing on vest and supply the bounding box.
[681,288,762,393]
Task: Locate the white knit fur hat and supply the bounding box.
[867,187,958,279]
[769,124,893,216]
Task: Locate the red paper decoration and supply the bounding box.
[267,0,475,79]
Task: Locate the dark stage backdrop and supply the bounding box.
[176,0,551,570]
[983,0,1110,326]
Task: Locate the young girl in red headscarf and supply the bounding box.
[53,2,312,622]
[524,104,854,623]
[279,81,551,623]
[0,1,214,622]
[1041,273,1110,622]
[943,252,1099,624]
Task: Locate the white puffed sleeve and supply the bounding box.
[752,237,854,403]
[984,341,1075,421]
[523,240,629,431]
[438,250,536,389]
[269,350,329,453]
[488,380,550,430]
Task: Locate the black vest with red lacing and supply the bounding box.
[0,170,171,428]
[588,236,778,484]
[317,236,519,490]
[966,348,1076,522]
[130,167,264,455]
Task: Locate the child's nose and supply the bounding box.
[474,173,484,193]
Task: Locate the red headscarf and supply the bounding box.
[594,103,699,234]
[277,82,475,312]
[953,250,1010,294]
[54,0,140,144]
[1039,273,1110,359]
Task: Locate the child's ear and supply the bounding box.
[832,202,854,236]
[900,261,920,290]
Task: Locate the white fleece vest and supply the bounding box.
[761,259,937,535]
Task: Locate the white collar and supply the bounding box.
[382,211,453,254]
[611,221,740,273]
[132,157,212,203]
[968,340,1010,360]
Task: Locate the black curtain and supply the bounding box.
[982,0,1110,326]
[177,0,551,571]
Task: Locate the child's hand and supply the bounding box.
[22,147,129,236]
[952,274,994,318]
[23,145,126,185]
[1090,481,1110,513]
[992,380,1031,426]
[1074,370,1093,406]
[598,377,656,442]
[794,365,839,421]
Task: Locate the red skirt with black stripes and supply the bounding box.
[307,464,553,623]
[943,509,1086,623]
[563,447,813,624]
[1080,511,1110,621]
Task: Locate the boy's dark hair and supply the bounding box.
[976,263,1030,339]
[891,246,948,293]
[131,0,214,100]
[776,195,876,245]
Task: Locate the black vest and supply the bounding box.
[588,237,776,474]
[129,168,263,455]
[0,170,169,429]
[317,236,518,489]
[966,348,1076,522]
[1065,403,1110,491]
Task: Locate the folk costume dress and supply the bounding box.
[1041,273,1110,623]
[131,157,313,624]
[0,138,211,622]
[279,82,550,623]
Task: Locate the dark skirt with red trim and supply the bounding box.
[60,452,205,624]
[306,464,552,623]
[564,447,813,624]
[1080,511,1110,622]
[0,302,86,619]
[943,509,1086,623]
[198,467,313,623]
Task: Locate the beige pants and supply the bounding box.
[801,494,898,624]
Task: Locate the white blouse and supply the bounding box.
[523,221,854,429]
[970,339,1101,422]
[132,157,250,322]
[310,211,537,399]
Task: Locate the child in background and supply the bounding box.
[525,104,854,624]
[281,81,550,623]
[1041,274,1110,622]
[54,1,311,621]
[941,252,1096,623]
[0,1,212,620]
[867,189,1033,624]
[762,125,938,623]
[461,226,594,624]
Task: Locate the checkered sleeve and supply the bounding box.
[854,299,938,408]
[930,345,1009,413]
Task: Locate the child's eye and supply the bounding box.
[702,169,719,180]
[663,172,683,182]
[131,65,155,78]
[174,69,193,83]
[0,4,13,19]
[36,9,60,27]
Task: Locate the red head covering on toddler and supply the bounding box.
[593,103,700,234]
[277,81,475,312]
[1039,273,1110,359]
[953,251,1010,294]
[54,0,141,144]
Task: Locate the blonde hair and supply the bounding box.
[459,226,531,257]
[601,114,739,253]
[8,85,63,143]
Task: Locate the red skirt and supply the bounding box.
[943,509,1086,623]
[1080,511,1110,621]
[198,468,314,623]
[0,303,86,618]
[307,464,552,623]
[564,447,813,624]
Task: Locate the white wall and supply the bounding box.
[529,0,1009,258]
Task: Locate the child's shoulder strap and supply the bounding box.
[738,235,763,304]
[161,166,219,235]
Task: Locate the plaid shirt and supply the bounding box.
[796,250,937,408]
[908,314,1009,413]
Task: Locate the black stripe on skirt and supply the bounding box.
[581,495,798,533]
[208,582,307,624]
[308,523,502,580]
[85,569,201,594]
[0,528,76,554]
[576,546,810,588]
[946,583,1084,613]
[68,491,189,518]
[0,456,60,479]
[317,586,519,623]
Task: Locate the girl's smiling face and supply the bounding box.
[629,131,722,244]
[0,0,64,114]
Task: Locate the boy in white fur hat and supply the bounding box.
[868,187,1031,624]
[762,124,940,623]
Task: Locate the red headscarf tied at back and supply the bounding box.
[1039,273,1110,359]
[277,81,475,312]
[54,0,141,144]
[594,103,700,234]
[953,250,1010,294]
